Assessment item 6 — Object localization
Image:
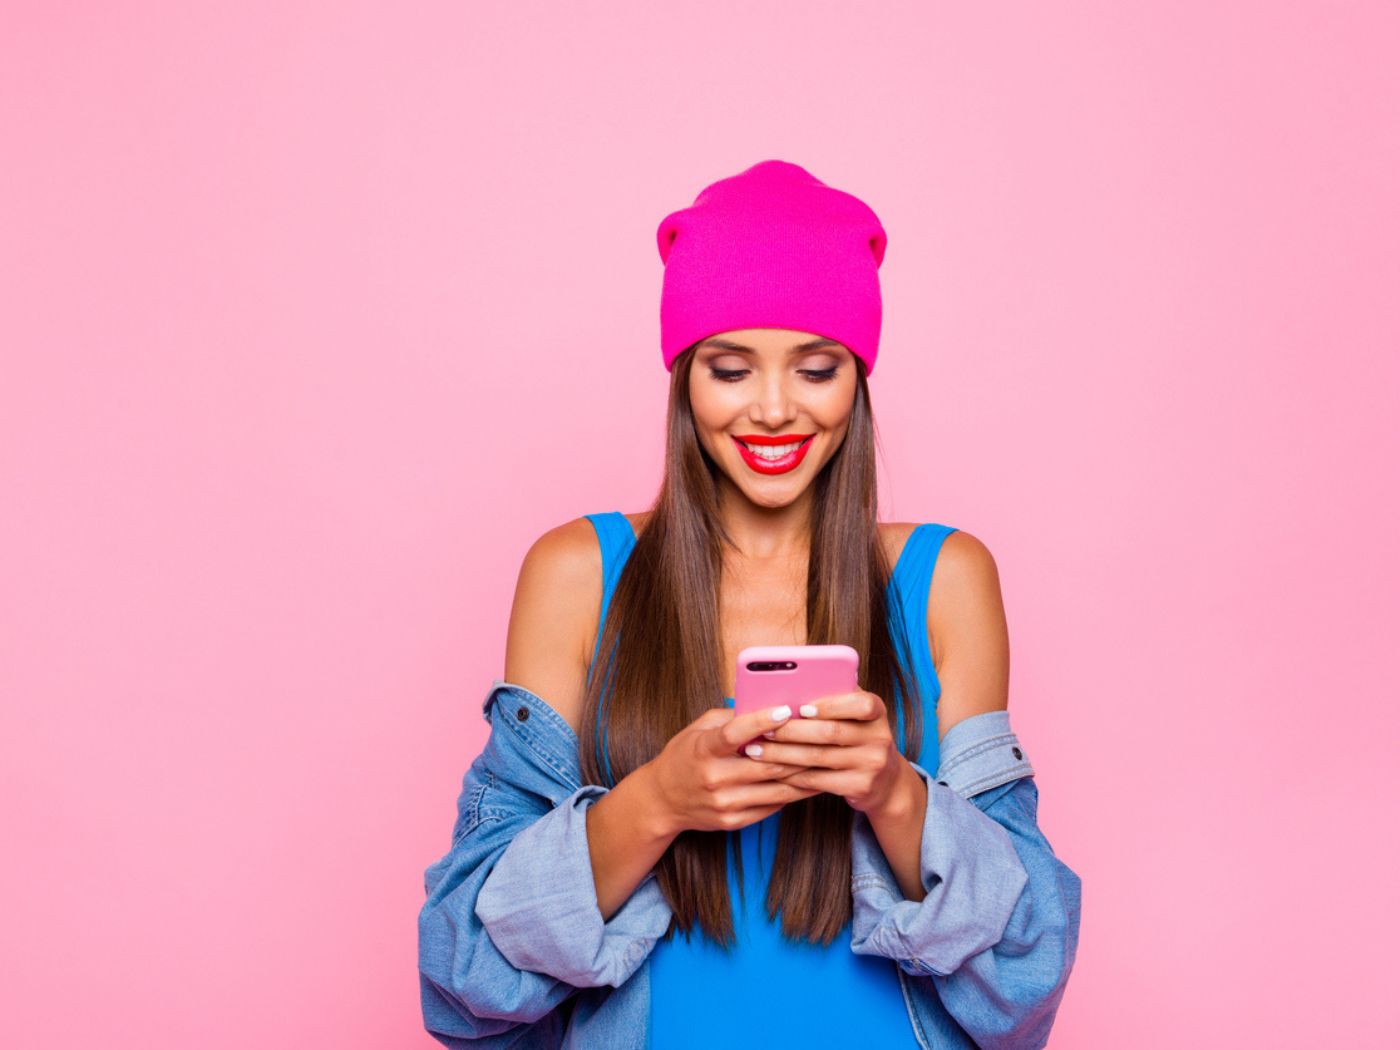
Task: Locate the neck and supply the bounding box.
[715,483,814,564]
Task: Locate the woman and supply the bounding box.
[420,160,1082,1049]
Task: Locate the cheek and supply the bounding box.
[815,394,851,421]
[686,390,734,456]
[688,375,717,416]
[689,384,743,427]
[811,388,856,430]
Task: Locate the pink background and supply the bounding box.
[3,3,1397,1047]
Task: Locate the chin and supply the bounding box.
[735,475,809,507]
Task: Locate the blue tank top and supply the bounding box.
[584,512,956,1048]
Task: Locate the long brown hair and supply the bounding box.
[577,341,922,948]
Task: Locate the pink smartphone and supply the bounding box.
[732,645,860,753]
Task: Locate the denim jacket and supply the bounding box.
[419,681,1082,1049]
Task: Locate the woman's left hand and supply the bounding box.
[746,690,913,817]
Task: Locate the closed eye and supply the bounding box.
[709,367,748,382]
[707,367,840,383]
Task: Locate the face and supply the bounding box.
[687,328,858,509]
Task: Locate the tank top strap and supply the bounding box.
[583,513,638,786]
[886,523,958,758]
[583,511,638,679]
[889,523,957,651]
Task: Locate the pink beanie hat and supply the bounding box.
[655,159,888,377]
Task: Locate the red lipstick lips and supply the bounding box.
[731,433,816,475]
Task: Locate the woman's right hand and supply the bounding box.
[642,704,823,836]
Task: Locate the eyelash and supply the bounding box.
[709,367,839,384]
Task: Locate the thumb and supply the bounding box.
[691,707,735,732]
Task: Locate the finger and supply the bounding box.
[710,703,795,753]
[763,717,860,746]
[732,748,813,780]
[726,782,823,809]
[780,768,861,796]
[691,707,736,732]
[718,803,794,829]
[746,739,853,769]
[794,690,884,722]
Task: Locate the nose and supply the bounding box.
[748,371,798,430]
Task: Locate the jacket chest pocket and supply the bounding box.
[452,753,559,848]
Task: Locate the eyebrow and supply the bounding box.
[697,337,844,354]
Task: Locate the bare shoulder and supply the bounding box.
[879,521,920,569]
[927,528,1010,725]
[503,516,606,736]
[928,529,1007,644]
[934,529,1002,589]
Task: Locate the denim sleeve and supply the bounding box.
[849,710,1083,1049]
[418,720,673,1045]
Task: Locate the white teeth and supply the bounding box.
[744,439,803,460]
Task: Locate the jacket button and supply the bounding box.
[516,706,530,721]
[1012,746,1022,759]
[936,779,948,786]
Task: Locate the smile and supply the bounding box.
[731,434,816,475]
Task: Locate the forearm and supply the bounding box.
[866,758,930,903]
[586,761,680,920]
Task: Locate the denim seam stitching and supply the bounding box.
[851,872,896,895]
[502,713,581,788]
[959,767,1035,797]
[938,731,1017,772]
[896,965,935,1050]
[457,781,489,843]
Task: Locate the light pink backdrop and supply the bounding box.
[3,3,1396,1047]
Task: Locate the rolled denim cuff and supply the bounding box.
[934,708,1036,798]
[850,760,1029,977]
[474,784,673,989]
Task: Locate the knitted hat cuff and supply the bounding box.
[656,160,887,376]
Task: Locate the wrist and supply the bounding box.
[870,757,925,825]
[624,760,682,843]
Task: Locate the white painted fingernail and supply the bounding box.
[771,705,791,721]
[799,704,818,717]
[762,730,776,739]
[745,743,764,757]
